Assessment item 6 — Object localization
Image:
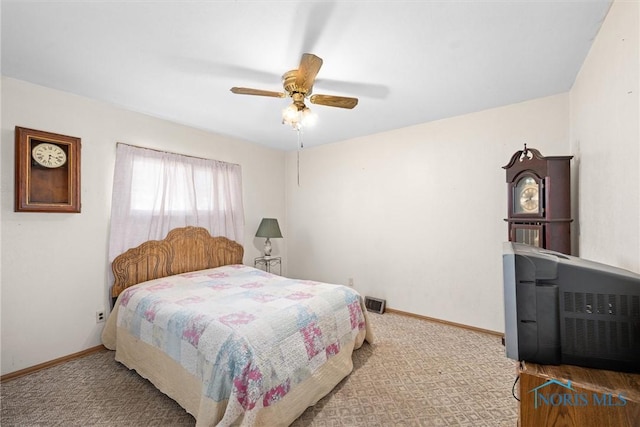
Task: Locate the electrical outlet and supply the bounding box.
[96,310,106,323]
[348,278,354,287]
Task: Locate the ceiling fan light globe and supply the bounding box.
[301,108,317,127]
[282,104,299,122]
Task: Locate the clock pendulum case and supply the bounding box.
[15,126,81,213]
[503,145,573,254]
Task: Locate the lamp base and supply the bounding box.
[263,237,272,257]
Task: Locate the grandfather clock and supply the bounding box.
[503,145,573,254]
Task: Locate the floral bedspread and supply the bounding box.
[116,264,367,422]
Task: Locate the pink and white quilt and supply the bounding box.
[115,264,368,424]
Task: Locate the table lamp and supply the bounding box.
[255,218,283,257]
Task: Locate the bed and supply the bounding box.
[102,226,374,426]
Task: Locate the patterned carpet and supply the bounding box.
[1,312,518,426]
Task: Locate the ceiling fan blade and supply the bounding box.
[173,56,281,85]
[309,94,358,109]
[297,2,336,54]
[295,53,323,91]
[314,78,390,99]
[230,87,286,98]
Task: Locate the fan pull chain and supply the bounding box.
[297,127,304,149]
[297,150,300,187]
[296,128,304,186]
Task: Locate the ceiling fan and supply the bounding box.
[230,53,358,130]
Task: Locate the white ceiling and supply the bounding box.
[1,1,612,151]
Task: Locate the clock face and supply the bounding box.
[519,186,539,212]
[514,176,540,214]
[32,143,67,168]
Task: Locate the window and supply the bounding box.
[108,144,244,262]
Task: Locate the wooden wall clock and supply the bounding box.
[503,145,573,254]
[15,126,81,213]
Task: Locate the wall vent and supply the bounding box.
[364,296,386,314]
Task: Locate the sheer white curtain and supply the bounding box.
[108,143,244,262]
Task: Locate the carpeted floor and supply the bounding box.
[1,312,518,426]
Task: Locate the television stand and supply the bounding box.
[518,361,640,427]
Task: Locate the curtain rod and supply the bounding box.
[116,142,240,167]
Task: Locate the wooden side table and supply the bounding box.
[518,361,640,426]
[254,256,281,275]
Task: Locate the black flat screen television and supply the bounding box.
[502,242,640,373]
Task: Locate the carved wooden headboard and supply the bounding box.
[111,226,244,301]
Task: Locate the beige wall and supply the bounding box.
[0,77,286,375]
[285,94,571,333]
[284,0,640,334]
[570,0,640,272]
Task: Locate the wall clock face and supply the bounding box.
[519,186,539,212]
[32,143,67,168]
[514,176,540,214]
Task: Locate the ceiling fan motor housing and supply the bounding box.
[283,70,311,98]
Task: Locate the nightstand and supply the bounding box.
[254,256,282,275]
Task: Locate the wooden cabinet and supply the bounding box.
[518,361,640,427]
[503,145,573,254]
